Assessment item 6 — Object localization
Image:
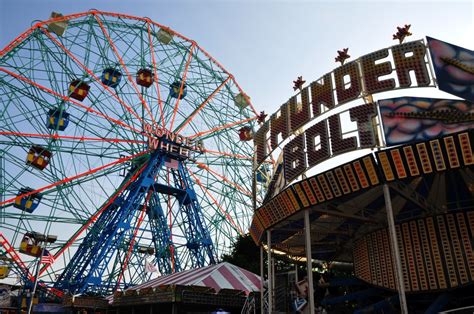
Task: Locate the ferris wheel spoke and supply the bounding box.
[168,44,195,131]
[174,76,231,134]
[0,131,145,145]
[201,148,253,161]
[39,26,148,131]
[1,157,129,225]
[93,14,156,127]
[187,166,244,236]
[195,163,254,225]
[46,156,130,220]
[146,20,165,129]
[0,140,130,161]
[204,178,251,210]
[0,150,148,208]
[0,212,84,224]
[193,161,252,197]
[0,67,143,137]
[0,77,138,156]
[190,116,257,140]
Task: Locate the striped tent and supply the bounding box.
[127,262,261,295]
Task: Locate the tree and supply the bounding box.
[221,234,261,274]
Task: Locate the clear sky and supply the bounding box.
[1,0,472,115]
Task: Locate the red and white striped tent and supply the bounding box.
[127,262,261,295]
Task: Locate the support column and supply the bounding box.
[260,246,264,314]
[272,257,275,293]
[267,230,273,313]
[304,209,315,313]
[383,184,408,313]
[295,263,299,282]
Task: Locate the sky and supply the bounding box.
[0,0,473,116]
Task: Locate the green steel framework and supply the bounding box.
[0,11,263,291]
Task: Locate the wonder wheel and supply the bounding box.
[0,11,259,295]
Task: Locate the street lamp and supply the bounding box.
[27,232,57,314]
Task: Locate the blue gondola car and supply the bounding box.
[13,187,42,213]
[101,68,122,88]
[46,108,70,131]
[169,81,187,99]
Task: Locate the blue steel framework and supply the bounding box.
[55,149,216,294]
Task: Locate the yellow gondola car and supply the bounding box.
[0,265,10,279]
[0,257,12,279]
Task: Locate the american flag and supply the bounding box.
[144,259,158,273]
[41,250,55,265]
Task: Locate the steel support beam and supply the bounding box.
[383,184,408,313]
[267,230,273,313]
[260,246,264,314]
[304,209,315,313]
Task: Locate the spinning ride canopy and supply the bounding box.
[124,261,261,295]
[258,131,474,295]
[0,11,260,295]
[249,36,474,268]
[252,130,474,271]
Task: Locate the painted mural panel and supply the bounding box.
[427,37,474,102]
[379,97,473,146]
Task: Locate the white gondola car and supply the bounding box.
[234,92,250,110]
[47,12,68,37]
[157,28,173,45]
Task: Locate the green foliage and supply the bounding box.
[221,234,260,274]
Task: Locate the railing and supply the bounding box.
[241,291,267,314]
[439,306,474,314]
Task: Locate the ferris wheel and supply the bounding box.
[0,11,260,295]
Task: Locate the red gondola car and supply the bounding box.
[26,145,52,170]
[239,127,253,141]
[68,80,90,101]
[137,69,153,88]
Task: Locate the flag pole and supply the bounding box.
[27,245,46,314]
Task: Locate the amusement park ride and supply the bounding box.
[0,9,472,314]
[0,10,262,302]
[250,23,474,313]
